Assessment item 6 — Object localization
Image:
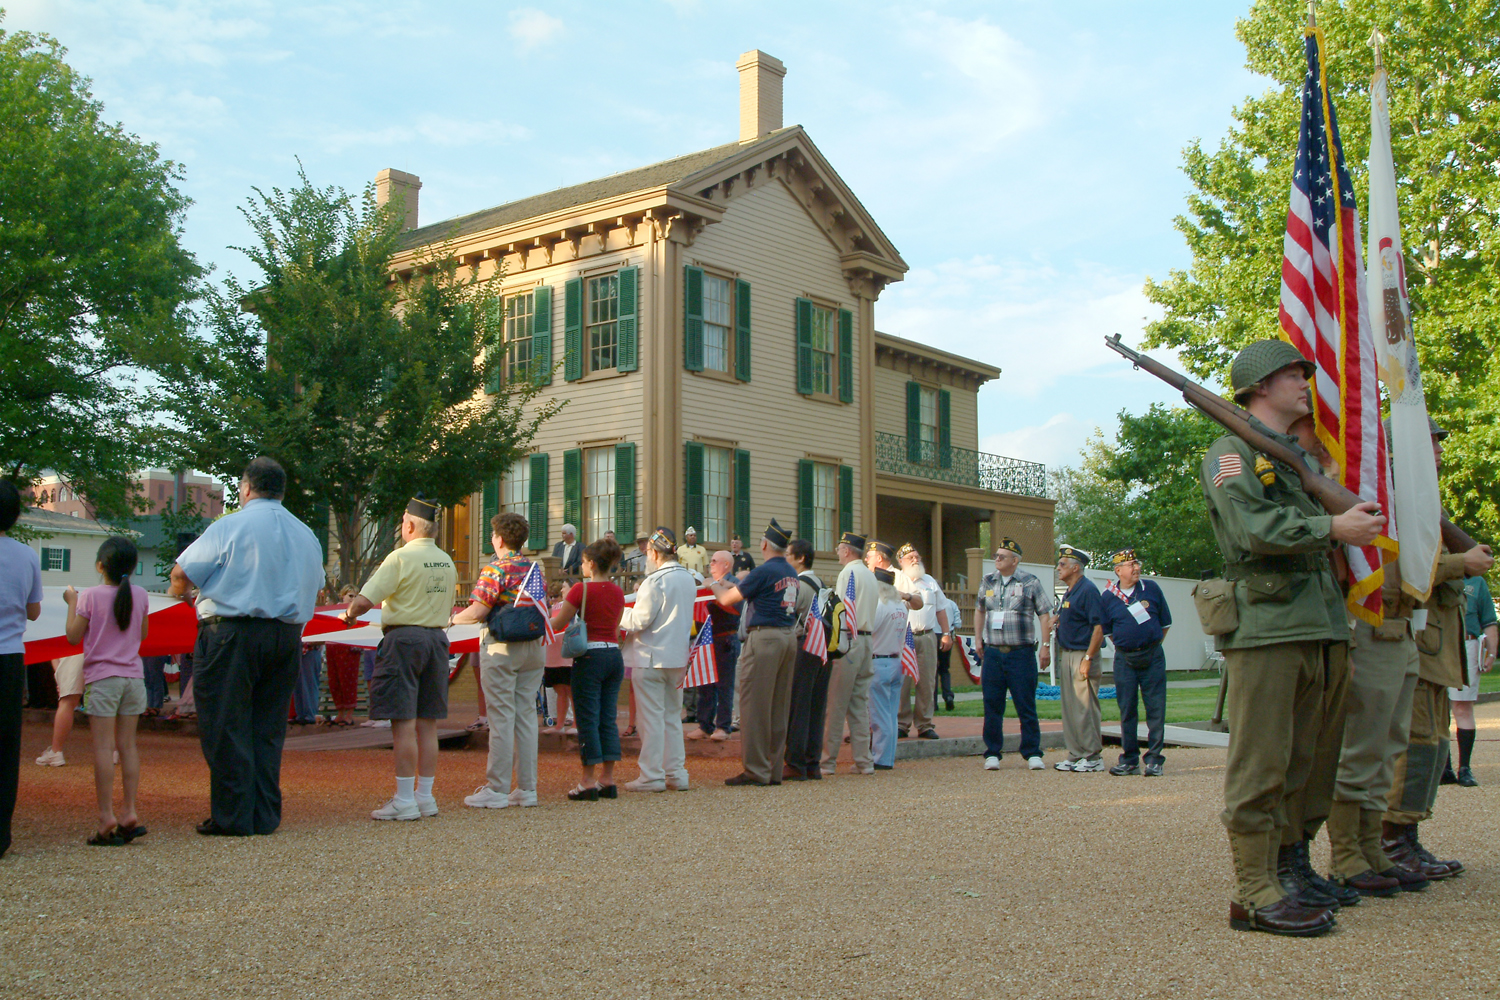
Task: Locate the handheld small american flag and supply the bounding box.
[681,615,717,689]
[513,562,557,645]
[843,572,858,641]
[803,594,828,660]
[900,625,920,680]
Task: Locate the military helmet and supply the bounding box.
[1230,340,1315,400]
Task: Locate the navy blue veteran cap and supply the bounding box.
[649,526,677,553]
[872,568,896,585]
[406,496,440,521]
[839,531,867,551]
[1057,543,1091,566]
[763,518,791,548]
[867,540,896,561]
[996,537,1022,557]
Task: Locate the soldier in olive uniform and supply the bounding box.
[1199,340,1385,937]
[1380,420,1493,877]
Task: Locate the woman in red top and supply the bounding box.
[549,538,625,800]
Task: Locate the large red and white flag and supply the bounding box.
[1277,26,1394,624]
[1367,37,1442,600]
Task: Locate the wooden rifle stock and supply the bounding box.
[1102,334,1477,553]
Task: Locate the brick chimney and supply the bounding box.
[736,50,785,144]
[374,168,422,230]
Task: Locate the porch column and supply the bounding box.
[930,500,944,584]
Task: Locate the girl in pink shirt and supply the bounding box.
[63,537,149,846]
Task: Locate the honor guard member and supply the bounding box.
[974,538,1053,771]
[822,532,880,775]
[1200,340,1385,936]
[1052,545,1105,772]
[677,528,710,578]
[895,543,949,740]
[709,520,800,786]
[1380,419,1493,877]
[344,496,458,821]
[1098,549,1172,777]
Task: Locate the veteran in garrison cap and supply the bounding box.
[895,542,949,741]
[344,495,458,821]
[1052,544,1105,772]
[708,519,803,785]
[823,530,881,775]
[1097,548,1172,778]
[1200,339,1385,936]
[677,527,710,578]
[974,537,1053,771]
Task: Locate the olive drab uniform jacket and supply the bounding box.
[1415,547,1468,689]
[1199,418,1350,650]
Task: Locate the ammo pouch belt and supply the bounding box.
[1223,554,1318,606]
[1191,579,1238,636]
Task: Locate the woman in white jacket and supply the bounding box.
[620,528,698,792]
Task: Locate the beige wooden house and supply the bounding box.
[384,50,1053,591]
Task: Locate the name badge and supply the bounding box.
[1127,601,1150,624]
[987,611,1007,631]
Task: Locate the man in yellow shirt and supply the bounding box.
[344,498,457,821]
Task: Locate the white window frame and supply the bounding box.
[583,446,616,541]
[808,304,836,397]
[702,273,733,374]
[501,456,529,517]
[504,291,535,382]
[40,547,69,571]
[586,274,619,374]
[812,463,838,554]
[703,446,733,545]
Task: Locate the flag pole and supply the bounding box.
[1369,27,1386,71]
[1307,0,1317,28]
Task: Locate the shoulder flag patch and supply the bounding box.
[1213,454,1245,487]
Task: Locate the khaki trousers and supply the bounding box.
[898,631,939,734]
[1057,647,1102,761]
[1282,641,1348,844]
[737,627,799,784]
[479,638,545,795]
[1385,678,1450,824]
[1334,621,1418,812]
[1221,641,1328,835]
[822,636,873,772]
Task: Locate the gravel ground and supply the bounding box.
[3,705,1498,1000]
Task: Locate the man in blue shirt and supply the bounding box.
[708,519,799,786]
[168,457,325,836]
[1099,548,1172,777]
[0,480,43,858]
[1052,545,1105,772]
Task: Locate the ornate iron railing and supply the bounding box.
[874,432,1047,498]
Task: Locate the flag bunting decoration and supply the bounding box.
[1277,25,1395,625]
[681,615,718,689]
[957,635,982,684]
[514,562,558,645]
[900,625,920,681]
[803,594,828,660]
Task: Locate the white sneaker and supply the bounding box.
[360,719,391,729]
[1072,757,1105,772]
[1027,756,1044,770]
[464,785,511,809]
[983,756,1000,770]
[415,795,439,817]
[1054,759,1076,771]
[666,772,690,791]
[508,788,538,807]
[371,797,420,821]
[624,777,666,792]
[35,749,65,767]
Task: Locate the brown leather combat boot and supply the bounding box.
[1229,898,1336,936]
[1403,823,1463,877]
[1336,869,1401,897]
[1382,821,1451,880]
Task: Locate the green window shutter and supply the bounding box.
[62,548,71,572]
[795,298,814,395]
[734,448,751,539]
[532,285,553,386]
[485,298,503,394]
[797,459,814,543]
[527,453,549,550]
[838,308,854,404]
[563,448,583,530]
[563,278,583,382]
[734,279,751,382]
[683,265,704,371]
[839,465,854,536]
[617,267,639,373]
[614,442,636,540]
[481,477,499,555]
[906,380,923,462]
[683,441,704,535]
[938,388,952,469]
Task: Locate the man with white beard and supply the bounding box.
[895,543,950,741]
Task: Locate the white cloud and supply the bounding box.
[317,116,531,154]
[508,8,563,51]
[981,413,1094,470]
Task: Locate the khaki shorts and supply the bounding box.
[85,676,147,717]
[53,654,85,698]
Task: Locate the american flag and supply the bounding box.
[513,562,557,645]
[1212,454,1244,488]
[842,571,858,643]
[680,615,717,689]
[1277,27,1393,625]
[957,636,982,684]
[900,625,920,680]
[803,593,827,660]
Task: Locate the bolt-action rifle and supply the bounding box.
[1103,334,1477,553]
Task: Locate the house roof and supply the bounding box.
[875,331,1001,385]
[19,508,132,539]
[400,128,795,252]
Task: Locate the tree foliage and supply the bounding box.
[1053,405,1223,579]
[1143,0,1500,542]
[0,18,202,519]
[169,168,560,587]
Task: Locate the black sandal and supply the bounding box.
[597,784,618,799]
[567,785,600,801]
[87,827,125,846]
[119,822,148,842]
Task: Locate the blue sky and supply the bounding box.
[10,0,1266,470]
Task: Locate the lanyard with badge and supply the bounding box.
[1107,581,1151,625]
[985,579,1023,632]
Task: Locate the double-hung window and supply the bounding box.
[504,292,534,382]
[807,305,836,397]
[702,446,733,544]
[812,463,838,554]
[584,446,616,541]
[586,275,618,373]
[501,457,529,517]
[702,275,733,373]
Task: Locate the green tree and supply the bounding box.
[1053,405,1223,579]
[0,18,202,519]
[1143,0,1500,543]
[170,168,559,587]
[153,494,207,581]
